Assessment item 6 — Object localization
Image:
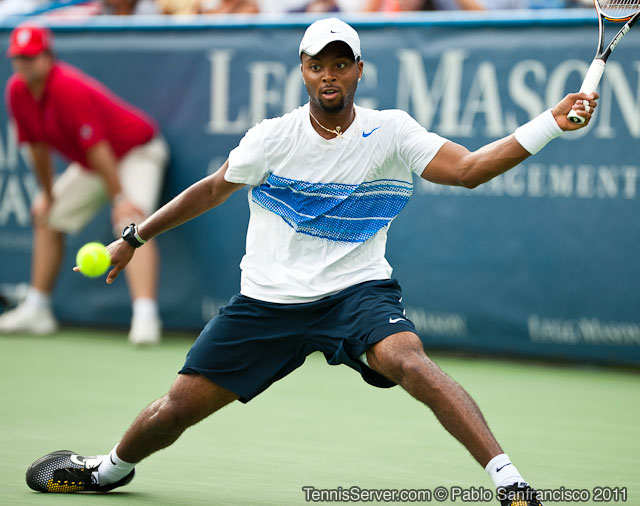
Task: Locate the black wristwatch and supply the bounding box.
[121,223,147,248]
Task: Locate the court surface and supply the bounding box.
[1,329,638,505]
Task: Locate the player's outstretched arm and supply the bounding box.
[105,160,243,284]
[422,92,598,189]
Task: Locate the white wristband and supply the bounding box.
[134,228,147,245]
[514,109,563,155]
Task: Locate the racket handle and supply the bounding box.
[567,59,605,124]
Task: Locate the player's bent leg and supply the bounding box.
[365,333,544,506]
[365,331,502,467]
[116,372,238,464]
[25,373,238,493]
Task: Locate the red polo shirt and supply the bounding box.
[6,61,157,169]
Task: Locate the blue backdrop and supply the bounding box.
[0,13,638,365]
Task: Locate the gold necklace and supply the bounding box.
[309,108,354,138]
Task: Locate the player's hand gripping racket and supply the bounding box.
[568,0,640,124]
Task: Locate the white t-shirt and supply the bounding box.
[225,103,447,303]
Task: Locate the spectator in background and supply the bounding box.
[157,0,201,14]
[1,23,168,345]
[0,0,47,17]
[101,0,160,14]
[255,0,290,11]
[200,0,259,13]
[364,0,486,9]
[0,0,102,19]
[289,0,341,12]
[361,0,398,9]
[398,0,435,9]
[46,2,103,18]
[334,0,369,10]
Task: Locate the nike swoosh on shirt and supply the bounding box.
[389,317,406,324]
[362,127,381,138]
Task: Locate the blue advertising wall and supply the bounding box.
[0,13,638,365]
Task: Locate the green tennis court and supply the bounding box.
[1,330,638,505]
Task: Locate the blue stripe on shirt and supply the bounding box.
[251,173,413,243]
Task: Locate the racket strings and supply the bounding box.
[597,0,640,20]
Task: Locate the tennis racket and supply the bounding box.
[567,0,640,124]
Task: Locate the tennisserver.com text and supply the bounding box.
[301,485,628,503]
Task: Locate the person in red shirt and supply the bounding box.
[0,23,169,345]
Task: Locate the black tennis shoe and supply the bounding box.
[497,482,544,506]
[26,450,135,493]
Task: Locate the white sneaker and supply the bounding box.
[128,313,162,346]
[0,302,58,335]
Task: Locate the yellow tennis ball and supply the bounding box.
[76,242,111,278]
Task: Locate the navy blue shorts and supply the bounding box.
[179,279,416,403]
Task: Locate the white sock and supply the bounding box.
[485,453,525,489]
[24,287,51,310]
[94,446,136,486]
[132,298,158,320]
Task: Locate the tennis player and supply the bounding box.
[1,23,168,345]
[25,18,596,506]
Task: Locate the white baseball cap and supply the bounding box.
[299,18,361,60]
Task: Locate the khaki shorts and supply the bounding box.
[46,136,169,235]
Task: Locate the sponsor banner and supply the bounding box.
[0,19,637,364]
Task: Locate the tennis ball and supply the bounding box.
[76,242,111,278]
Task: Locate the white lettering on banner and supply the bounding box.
[0,233,31,250]
[529,315,640,346]
[396,49,466,136]
[248,62,287,127]
[284,64,305,114]
[416,163,639,199]
[207,49,640,139]
[207,50,379,134]
[207,50,248,134]
[507,60,547,130]
[0,174,30,225]
[0,119,19,170]
[595,62,640,138]
[405,306,468,337]
[0,123,36,230]
[459,62,504,137]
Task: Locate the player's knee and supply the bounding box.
[153,375,235,434]
[149,395,203,436]
[395,353,430,385]
[371,350,425,386]
[395,350,451,396]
